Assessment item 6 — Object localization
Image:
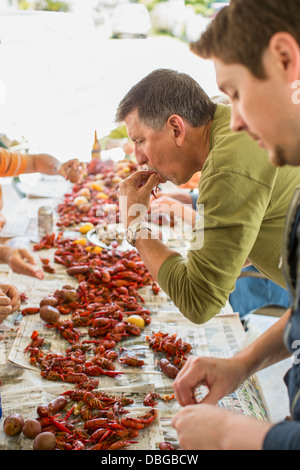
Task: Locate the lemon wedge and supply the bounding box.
[126,315,145,329]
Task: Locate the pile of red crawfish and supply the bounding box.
[28,382,158,450]
[17,159,192,450]
[56,159,137,229]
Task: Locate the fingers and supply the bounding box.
[4,284,20,312]
[124,170,159,190]
[173,356,238,408]
[8,249,44,279]
[172,356,221,406]
[14,263,44,279]
[18,248,36,265]
[172,356,204,406]
[59,159,85,183]
[11,261,44,279]
[0,291,12,307]
[0,284,20,323]
[142,172,159,191]
[118,171,160,225]
[0,305,13,324]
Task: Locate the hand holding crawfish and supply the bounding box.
[118,170,160,229]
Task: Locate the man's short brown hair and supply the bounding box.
[115,68,217,129]
[191,0,300,79]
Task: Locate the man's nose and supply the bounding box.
[230,106,246,133]
[135,145,148,166]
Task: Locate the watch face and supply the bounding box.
[126,226,135,246]
[126,222,150,247]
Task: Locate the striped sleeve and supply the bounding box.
[0,148,28,176]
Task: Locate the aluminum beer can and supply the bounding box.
[38,205,53,238]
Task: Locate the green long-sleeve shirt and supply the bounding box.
[158,105,300,324]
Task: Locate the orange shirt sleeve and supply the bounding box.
[179,171,202,190]
[0,147,28,176]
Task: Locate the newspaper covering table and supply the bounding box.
[0,188,270,451]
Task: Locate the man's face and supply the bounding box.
[124,109,195,185]
[214,55,300,167]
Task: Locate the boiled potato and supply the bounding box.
[22,419,42,439]
[3,413,24,436]
[33,431,56,450]
[40,305,60,323]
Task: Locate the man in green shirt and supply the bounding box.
[117,68,300,324]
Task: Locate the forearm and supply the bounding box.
[134,228,179,280]
[221,412,273,450]
[25,154,60,175]
[233,309,291,377]
[172,404,273,450]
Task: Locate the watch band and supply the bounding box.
[126,222,152,247]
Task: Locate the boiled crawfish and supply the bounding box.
[118,355,145,367]
[121,409,157,430]
[147,331,192,359]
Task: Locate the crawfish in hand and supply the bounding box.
[151,183,159,199]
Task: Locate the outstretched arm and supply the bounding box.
[24,154,85,182]
[173,309,291,407]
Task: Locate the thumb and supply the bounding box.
[19,249,36,265]
[198,385,224,406]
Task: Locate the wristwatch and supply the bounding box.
[126,222,151,247]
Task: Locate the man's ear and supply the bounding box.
[269,32,300,83]
[167,115,186,146]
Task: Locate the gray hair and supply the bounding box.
[115,68,217,129]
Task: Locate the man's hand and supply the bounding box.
[0,284,20,324]
[172,355,248,407]
[172,404,228,450]
[118,170,159,228]
[4,247,44,279]
[171,404,272,450]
